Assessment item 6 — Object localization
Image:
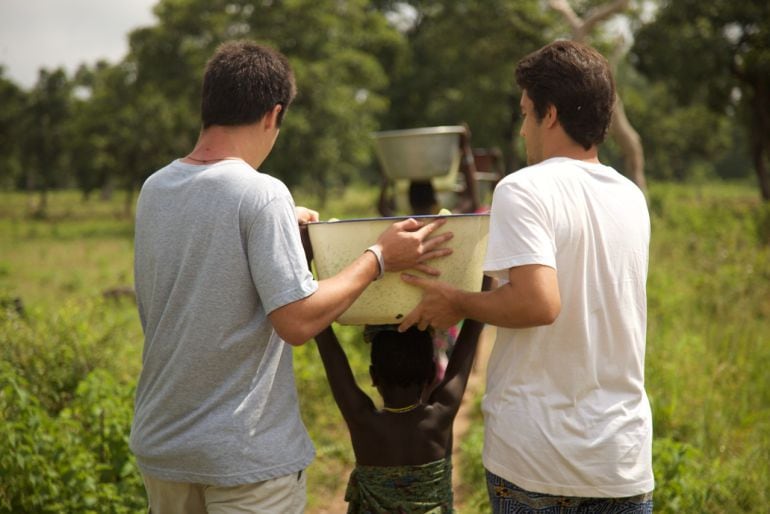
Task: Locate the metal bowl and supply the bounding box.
[308,213,489,325]
[372,126,465,180]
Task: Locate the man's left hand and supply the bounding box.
[295,206,319,224]
[295,206,319,267]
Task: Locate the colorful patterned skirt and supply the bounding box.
[345,457,453,513]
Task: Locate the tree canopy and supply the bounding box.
[0,0,765,206]
[632,0,770,199]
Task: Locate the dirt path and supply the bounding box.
[451,325,494,509]
[308,326,495,513]
[311,482,349,514]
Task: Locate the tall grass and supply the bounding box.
[1,183,768,512]
[644,183,770,512]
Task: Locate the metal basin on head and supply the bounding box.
[308,213,489,325]
[372,126,465,181]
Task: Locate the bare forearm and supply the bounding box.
[315,328,357,392]
[442,319,483,380]
[315,327,375,416]
[454,269,560,329]
[303,255,377,327]
[270,251,378,344]
[429,318,483,408]
[452,287,536,328]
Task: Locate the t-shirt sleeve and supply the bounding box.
[247,194,319,314]
[483,179,556,279]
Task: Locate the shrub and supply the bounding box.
[0,363,144,513]
[0,298,145,512]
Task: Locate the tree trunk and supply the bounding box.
[35,188,48,218]
[609,98,647,191]
[751,138,770,202]
[124,185,135,218]
[507,93,523,174]
[750,79,770,201]
[100,180,114,201]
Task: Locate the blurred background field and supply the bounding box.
[1,182,769,512]
[2,0,770,511]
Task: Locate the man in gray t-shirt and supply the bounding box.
[131,41,452,514]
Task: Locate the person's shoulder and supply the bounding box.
[140,160,179,188]
[499,158,567,185]
[603,164,644,190]
[218,162,291,198]
[494,161,555,200]
[256,170,291,194]
[589,163,647,199]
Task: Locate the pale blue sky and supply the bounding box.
[0,0,157,88]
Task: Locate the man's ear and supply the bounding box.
[263,103,283,130]
[544,103,559,129]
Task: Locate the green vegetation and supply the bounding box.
[3,1,769,204]
[1,184,768,512]
[2,1,768,510]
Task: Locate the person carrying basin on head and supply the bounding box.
[313,276,491,513]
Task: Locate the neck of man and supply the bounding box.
[183,123,268,168]
[543,130,600,164]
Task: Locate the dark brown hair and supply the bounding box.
[201,41,296,129]
[515,40,615,149]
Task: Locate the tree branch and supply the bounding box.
[549,0,630,42]
[548,0,582,35]
[582,0,630,36]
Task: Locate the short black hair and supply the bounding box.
[370,326,435,388]
[408,181,438,215]
[201,40,296,128]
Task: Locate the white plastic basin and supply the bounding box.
[308,213,489,325]
[372,126,465,180]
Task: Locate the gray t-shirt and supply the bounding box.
[130,159,318,485]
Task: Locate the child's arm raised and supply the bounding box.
[314,325,375,423]
[428,276,493,414]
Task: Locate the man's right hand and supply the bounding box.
[375,217,453,276]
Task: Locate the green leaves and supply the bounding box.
[631,0,770,197]
[0,302,145,512]
[0,363,144,513]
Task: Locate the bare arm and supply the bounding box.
[270,251,381,345]
[428,276,492,412]
[398,264,561,331]
[314,325,375,421]
[271,217,454,345]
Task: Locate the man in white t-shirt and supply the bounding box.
[398,40,654,513]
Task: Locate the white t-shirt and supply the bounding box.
[482,157,653,497]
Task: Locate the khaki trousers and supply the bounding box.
[142,471,306,514]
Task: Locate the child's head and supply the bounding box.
[408,181,438,215]
[367,325,435,389]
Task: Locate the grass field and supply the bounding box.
[1,182,768,512]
